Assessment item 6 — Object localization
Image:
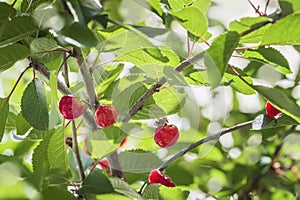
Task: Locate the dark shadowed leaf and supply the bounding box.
[0,44,30,73]
[21,78,49,130]
[205,31,240,88]
[0,98,9,141]
[78,170,114,195]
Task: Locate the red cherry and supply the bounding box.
[148,169,175,187]
[94,105,119,128]
[266,101,282,117]
[154,125,179,148]
[59,95,84,120]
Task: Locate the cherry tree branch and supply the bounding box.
[35,62,125,179]
[158,120,253,171]
[73,47,125,179]
[73,48,99,112]
[61,56,85,181]
[122,51,205,122]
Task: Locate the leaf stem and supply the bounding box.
[61,53,85,181]
[158,120,253,171]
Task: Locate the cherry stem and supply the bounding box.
[248,0,263,16]
[71,121,85,181]
[56,54,71,77]
[158,120,253,171]
[62,53,85,181]
[73,47,125,180]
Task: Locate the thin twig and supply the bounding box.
[0,66,31,114]
[71,121,85,181]
[248,0,263,16]
[264,0,270,15]
[61,53,85,181]
[10,0,17,7]
[158,120,253,171]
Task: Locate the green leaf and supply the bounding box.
[0,155,32,178]
[58,22,98,47]
[153,87,186,117]
[31,131,52,189]
[30,38,62,64]
[279,0,300,16]
[183,68,208,86]
[146,0,163,16]
[0,44,30,73]
[67,0,102,26]
[0,16,39,47]
[21,0,53,13]
[143,184,160,200]
[49,72,61,129]
[204,31,240,88]
[94,64,124,96]
[170,7,208,37]
[96,194,132,200]
[229,17,271,43]
[112,82,156,119]
[21,78,49,131]
[254,86,300,123]
[134,26,169,38]
[191,0,211,13]
[261,13,300,45]
[115,46,180,68]
[48,126,66,170]
[168,0,193,11]
[244,47,291,74]
[0,98,9,141]
[159,186,190,200]
[14,139,37,157]
[42,186,76,200]
[102,124,135,144]
[16,113,31,136]
[0,2,16,36]
[32,2,65,31]
[109,177,142,199]
[27,129,48,140]
[229,17,270,34]
[88,130,117,159]
[78,170,114,195]
[223,72,255,95]
[118,149,163,173]
[163,67,188,86]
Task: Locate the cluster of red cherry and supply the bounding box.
[58,95,179,187]
[59,95,282,188]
